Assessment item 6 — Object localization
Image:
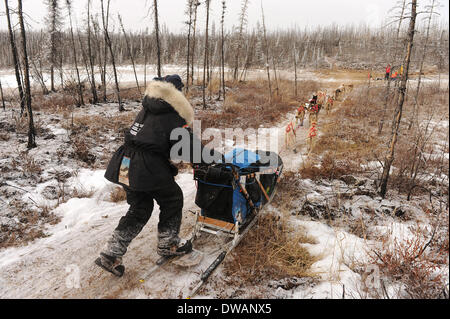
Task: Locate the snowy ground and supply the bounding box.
[0,69,448,299]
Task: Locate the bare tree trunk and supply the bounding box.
[101,0,123,111]
[233,0,249,81]
[154,0,162,77]
[379,0,417,198]
[0,80,5,111]
[5,0,25,115]
[17,0,37,149]
[185,0,194,93]
[239,31,255,82]
[31,57,49,95]
[261,2,272,105]
[87,0,99,104]
[408,0,436,130]
[378,0,407,134]
[191,1,199,85]
[294,43,298,97]
[119,14,141,95]
[46,0,61,92]
[59,52,64,89]
[202,0,210,110]
[144,47,148,88]
[92,17,107,102]
[272,55,279,97]
[77,32,93,102]
[220,0,226,101]
[66,0,84,106]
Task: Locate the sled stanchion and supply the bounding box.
[231,167,257,214]
[256,176,270,202]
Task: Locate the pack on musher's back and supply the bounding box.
[118,156,131,186]
[194,148,283,224]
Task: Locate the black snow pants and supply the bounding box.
[103,182,184,258]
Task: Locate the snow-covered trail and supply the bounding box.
[0,172,200,298]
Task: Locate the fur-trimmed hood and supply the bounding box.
[144,81,194,126]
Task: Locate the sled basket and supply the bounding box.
[194,148,283,228]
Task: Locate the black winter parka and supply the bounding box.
[105,80,217,191]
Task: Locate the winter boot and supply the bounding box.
[157,237,193,257]
[95,253,125,277]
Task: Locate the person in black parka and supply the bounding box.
[96,75,221,277]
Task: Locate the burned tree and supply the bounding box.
[408,0,439,130]
[87,0,99,104]
[379,0,418,198]
[45,0,62,92]
[260,2,272,105]
[185,0,194,92]
[119,14,141,95]
[17,0,37,149]
[190,1,200,86]
[4,0,25,115]
[65,0,85,106]
[0,80,5,110]
[153,0,162,77]
[202,0,211,110]
[91,16,107,102]
[233,0,250,81]
[378,0,408,134]
[220,0,226,101]
[101,0,123,111]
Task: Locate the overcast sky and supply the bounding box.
[1,0,449,33]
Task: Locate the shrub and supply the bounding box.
[367,224,448,299]
[223,212,317,284]
[109,186,127,202]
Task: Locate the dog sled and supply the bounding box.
[193,148,283,241]
[139,148,283,297]
[185,148,283,296]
